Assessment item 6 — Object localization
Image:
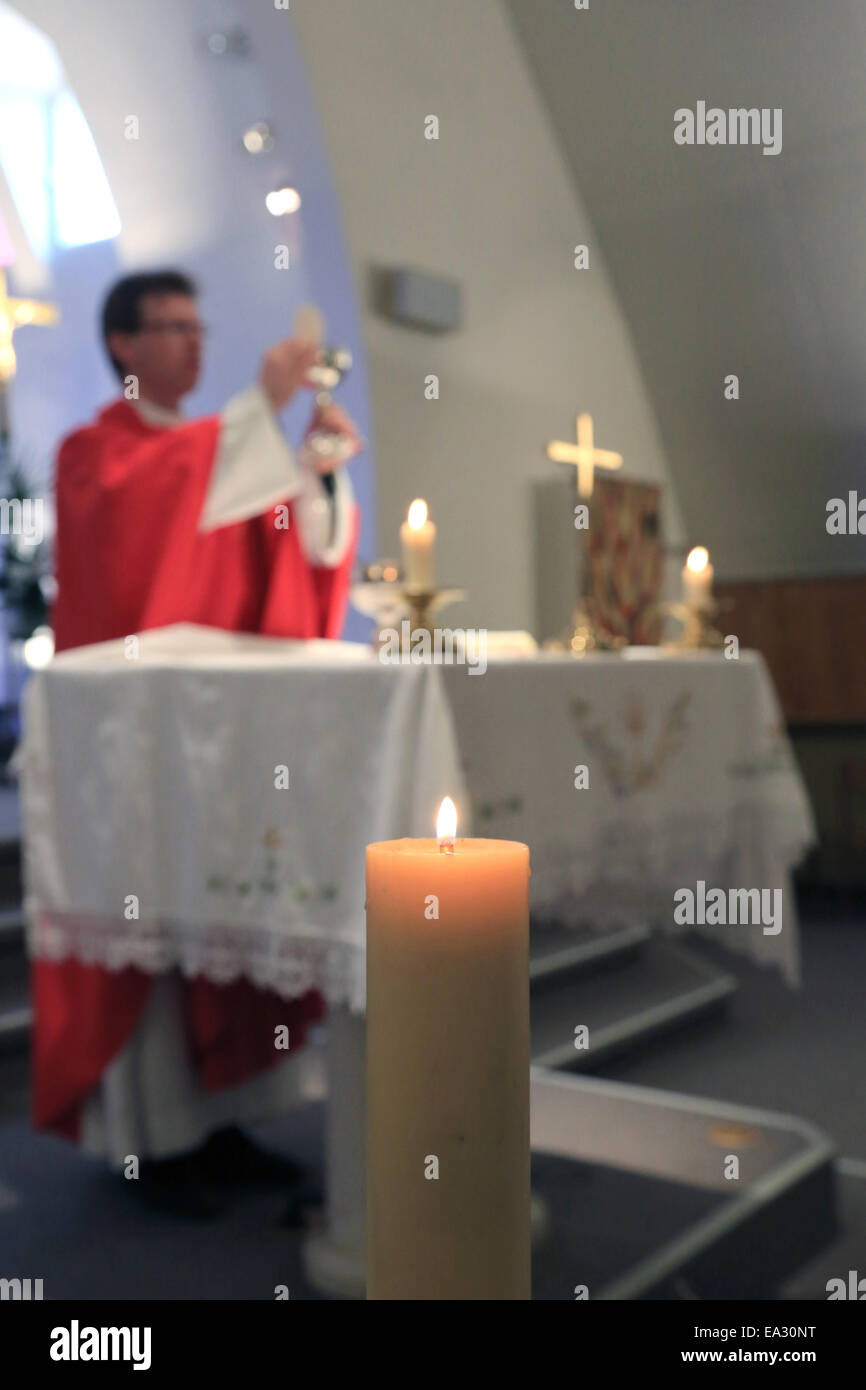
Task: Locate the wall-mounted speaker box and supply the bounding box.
[375,266,462,333]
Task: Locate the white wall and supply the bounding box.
[505,0,866,584]
[293,0,684,634]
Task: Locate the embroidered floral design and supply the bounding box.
[570,690,691,797]
[205,829,339,906]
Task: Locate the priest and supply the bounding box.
[34,269,362,1214]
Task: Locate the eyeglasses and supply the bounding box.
[137,320,208,338]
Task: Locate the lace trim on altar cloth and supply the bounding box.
[525,818,806,987]
[28,911,367,1012]
[27,792,809,1004]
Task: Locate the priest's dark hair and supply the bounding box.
[101,270,197,379]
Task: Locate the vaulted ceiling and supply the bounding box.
[505,0,866,580]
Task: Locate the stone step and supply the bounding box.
[0,785,23,912]
[0,905,25,946]
[0,1004,29,1046]
[531,1067,837,1299]
[0,948,29,1051]
[531,937,737,1070]
[530,919,649,982]
[0,781,20,844]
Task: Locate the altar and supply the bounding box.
[443,646,814,985]
[18,624,817,1294]
[20,626,814,995]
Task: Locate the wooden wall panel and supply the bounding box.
[715,576,866,725]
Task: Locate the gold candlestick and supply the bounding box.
[349,571,466,654]
[661,599,731,651]
[401,587,467,648]
[545,595,625,655]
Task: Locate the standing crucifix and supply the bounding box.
[544,411,624,654]
[547,411,622,499]
[0,268,60,450]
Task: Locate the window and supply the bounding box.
[0,2,120,261]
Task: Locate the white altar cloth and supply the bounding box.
[21,633,815,997]
[20,624,467,1013]
[444,649,815,985]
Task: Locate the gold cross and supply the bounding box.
[547,412,622,499]
[0,269,59,384]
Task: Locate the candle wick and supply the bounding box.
[438,839,455,855]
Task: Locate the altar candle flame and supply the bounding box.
[686,546,710,573]
[437,796,457,852]
[407,498,428,530]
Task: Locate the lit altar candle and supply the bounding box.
[366,797,531,1301]
[400,498,436,592]
[682,545,714,609]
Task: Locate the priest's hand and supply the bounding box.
[304,401,363,473]
[260,339,321,412]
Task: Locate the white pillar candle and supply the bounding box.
[366,796,531,1300]
[682,545,714,609]
[400,498,436,592]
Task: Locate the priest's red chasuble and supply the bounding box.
[35,400,358,1140]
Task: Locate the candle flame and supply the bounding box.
[686,546,709,574]
[436,796,457,844]
[407,498,428,530]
